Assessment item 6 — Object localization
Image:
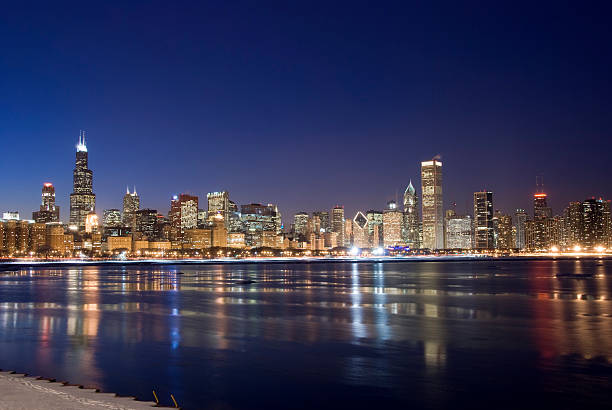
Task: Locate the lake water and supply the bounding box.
[1,259,611,409]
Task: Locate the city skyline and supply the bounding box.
[1,2,611,220]
[1,133,610,223]
[2,135,610,257]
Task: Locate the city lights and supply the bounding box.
[0,137,610,260]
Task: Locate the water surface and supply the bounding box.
[1,259,611,409]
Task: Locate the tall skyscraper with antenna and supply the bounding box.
[69,131,96,231]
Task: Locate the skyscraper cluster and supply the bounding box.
[0,135,611,258]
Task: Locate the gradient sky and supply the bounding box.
[1,1,611,222]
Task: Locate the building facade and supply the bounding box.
[421,160,443,249]
[69,131,96,231]
[32,183,60,223]
[473,191,494,249]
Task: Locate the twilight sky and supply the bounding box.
[1,0,611,221]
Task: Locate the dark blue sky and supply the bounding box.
[1,0,611,221]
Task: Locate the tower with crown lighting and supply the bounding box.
[122,186,140,228]
[402,180,420,249]
[69,131,96,231]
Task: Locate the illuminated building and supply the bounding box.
[132,240,149,253]
[344,217,353,245]
[228,232,246,249]
[85,212,99,233]
[2,212,19,220]
[514,209,527,249]
[32,183,60,223]
[211,215,228,247]
[135,209,158,239]
[45,224,65,254]
[563,202,582,248]
[352,212,368,248]
[331,206,345,247]
[103,209,122,228]
[262,230,280,248]
[525,217,563,251]
[148,241,171,250]
[122,186,140,228]
[183,228,212,250]
[473,191,494,249]
[383,201,403,248]
[402,180,420,249]
[238,203,281,247]
[30,222,47,252]
[366,210,383,247]
[294,212,309,239]
[445,214,473,249]
[207,191,230,227]
[105,236,132,252]
[534,193,552,220]
[421,159,443,249]
[493,210,513,249]
[0,220,31,255]
[313,211,330,232]
[69,131,96,231]
[581,198,611,249]
[324,231,338,248]
[168,194,199,237]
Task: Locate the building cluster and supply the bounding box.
[1,135,610,258]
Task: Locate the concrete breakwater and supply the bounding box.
[0,370,160,409]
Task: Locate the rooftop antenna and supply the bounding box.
[536,175,544,193]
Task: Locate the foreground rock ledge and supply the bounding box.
[0,372,157,410]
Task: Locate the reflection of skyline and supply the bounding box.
[0,260,611,408]
[530,259,612,363]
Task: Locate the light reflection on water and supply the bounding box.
[0,259,611,409]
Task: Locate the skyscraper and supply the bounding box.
[445,214,473,249]
[383,201,403,248]
[135,209,159,239]
[313,211,330,232]
[421,159,443,249]
[581,198,611,249]
[169,194,199,236]
[473,191,494,249]
[533,193,552,220]
[32,182,60,223]
[294,212,310,239]
[69,131,96,231]
[123,186,140,228]
[402,180,420,249]
[207,191,230,227]
[240,203,281,247]
[103,209,122,228]
[352,211,368,248]
[366,210,383,247]
[493,210,513,249]
[563,202,582,248]
[514,209,527,249]
[331,206,345,247]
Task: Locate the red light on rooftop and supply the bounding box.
[43,182,53,187]
[534,193,547,197]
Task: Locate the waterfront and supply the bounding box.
[1,259,611,409]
